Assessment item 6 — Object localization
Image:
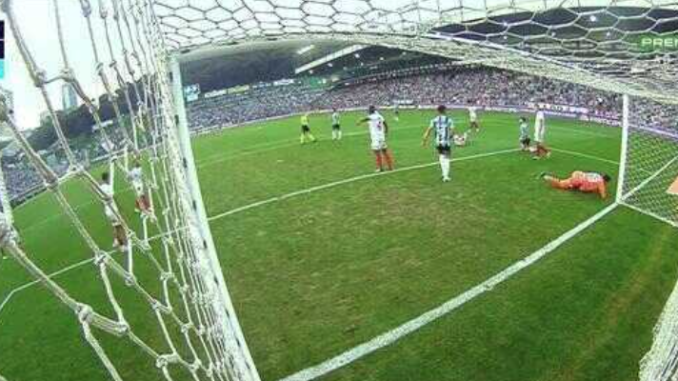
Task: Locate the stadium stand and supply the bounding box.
[186,67,622,132]
[2,67,623,205]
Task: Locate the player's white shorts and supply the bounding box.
[371,138,387,151]
[132,181,144,197]
[105,204,121,225]
[534,128,546,143]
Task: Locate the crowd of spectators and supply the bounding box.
[2,160,43,201]
[316,69,622,116]
[1,137,118,205]
[188,85,326,130]
[0,67,665,204]
[186,67,623,132]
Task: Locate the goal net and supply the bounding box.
[2,1,678,381]
[618,97,678,227]
[625,96,678,381]
[0,1,258,381]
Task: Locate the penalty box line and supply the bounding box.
[207,148,521,221]
[0,148,518,317]
[0,146,616,318]
[278,202,619,381]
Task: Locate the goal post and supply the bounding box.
[169,57,261,381]
[616,94,630,204]
[2,0,678,380]
[0,0,263,380]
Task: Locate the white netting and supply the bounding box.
[151,0,678,103]
[618,96,678,227]
[2,1,678,381]
[0,1,258,381]
[628,96,678,381]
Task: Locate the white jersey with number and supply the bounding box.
[534,110,546,143]
[128,167,144,196]
[367,112,387,150]
[468,107,477,122]
[100,182,120,222]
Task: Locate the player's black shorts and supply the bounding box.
[436,144,451,155]
[301,125,310,133]
[332,124,341,130]
[520,137,531,146]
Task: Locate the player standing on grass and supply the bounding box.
[533,105,551,159]
[394,102,400,122]
[128,160,152,217]
[358,106,394,172]
[468,101,480,133]
[422,105,454,182]
[519,116,531,151]
[300,113,317,144]
[331,108,342,141]
[100,172,128,251]
[539,171,611,199]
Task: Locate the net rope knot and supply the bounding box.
[155,353,180,369]
[77,304,95,324]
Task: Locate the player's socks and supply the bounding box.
[338,131,342,140]
[300,134,306,144]
[439,155,446,176]
[375,154,383,171]
[384,151,394,170]
[442,156,451,180]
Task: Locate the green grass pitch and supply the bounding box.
[0,109,677,381]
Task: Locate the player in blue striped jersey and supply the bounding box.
[422,105,454,182]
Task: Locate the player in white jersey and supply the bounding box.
[468,101,480,132]
[533,105,551,159]
[358,106,394,172]
[422,105,454,182]
[128,160,152,216]
[331,109,342,141]
[101,172,127,251]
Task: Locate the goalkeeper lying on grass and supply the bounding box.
[540,170,611,199]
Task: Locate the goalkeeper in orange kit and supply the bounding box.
[539,170,612,199]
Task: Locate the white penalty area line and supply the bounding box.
[278,202,620,381]
[0,148,518,317]
[207,148,520,221]
[0,146,617,318]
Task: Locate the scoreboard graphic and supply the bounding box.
[0,21,4,79]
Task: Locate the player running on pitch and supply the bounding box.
[393,102,400,122]
[331,108,342,141]
[358,106,394,172]
[519,116,531,151]
[468,101,480,133]
[539,170,611,199]
[128,160,152,217]
[100,172,128,251]
[533,105,551,159]
[300,113,317,144]
[422,105,454,182]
